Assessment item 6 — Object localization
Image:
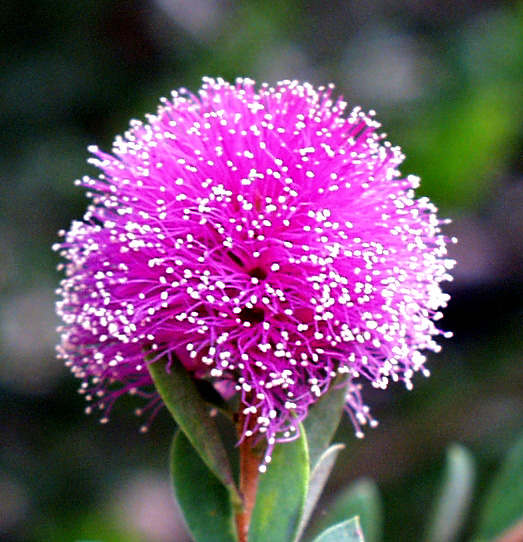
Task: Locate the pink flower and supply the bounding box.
[55,77,454,455]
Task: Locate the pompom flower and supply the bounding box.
[55,77,454,459]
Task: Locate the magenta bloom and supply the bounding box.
[55,77,454,455]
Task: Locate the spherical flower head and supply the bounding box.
[55,77,455,458]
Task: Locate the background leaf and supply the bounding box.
[148,355,241,505]
[171,429,238,542]
[249,424,309,542]
[311,480,382,542]
[422,444,475,542]
[473,430,523,542]
[312,517,365,542]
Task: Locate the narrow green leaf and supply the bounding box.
[422,444,475,542]
[171,429,238,542]
[303,377,349,469]
[474,430,523,542]
[295,444,345,542]
[250,424,309,542]
[311,480,382,542]
[148,355,240,504]
[312,517,365,542]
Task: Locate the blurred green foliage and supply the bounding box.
[0,1,522,541]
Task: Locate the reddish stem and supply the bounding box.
[495,517,523,542]
[235,408,262,542]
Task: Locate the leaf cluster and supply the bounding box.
[148,356,523,542]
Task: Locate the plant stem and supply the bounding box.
[235,407,262,542]
[495,517,523,542]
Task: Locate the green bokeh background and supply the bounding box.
[0,1,522,541]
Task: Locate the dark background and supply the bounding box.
[0,1,522,541]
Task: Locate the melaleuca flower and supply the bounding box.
[55,77,455,462]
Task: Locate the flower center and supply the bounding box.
[238,306,265,324]
[248,266,267,281]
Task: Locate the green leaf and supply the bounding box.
[474,430,523,542]
[311,480,382,542]
[295,444,345,542]
[250,424,309,542]
[303,377,349,469]
[147,355,240,505]
[422,444,475,542]
[312,517,365,542]
[171,429,238,542]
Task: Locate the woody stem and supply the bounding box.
[235,406,262,542]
